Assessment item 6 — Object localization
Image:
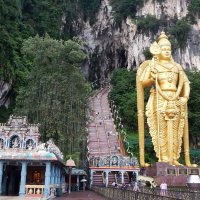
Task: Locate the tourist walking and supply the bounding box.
[133,182,140,192]
[160,181,167,196]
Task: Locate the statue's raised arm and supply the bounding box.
[137,32,196,167]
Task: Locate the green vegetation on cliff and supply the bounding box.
[169,19,191,50]
[137,15,164,34]
[188,0,200,15]
[78,0,102,24]
[111,0,143,25]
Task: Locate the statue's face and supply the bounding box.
[160,45,171,60]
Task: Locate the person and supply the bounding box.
[0,140,3,149]
[111,181,116,187]
[133,181,140,192]
[160,181,167,196]
[137,32,196,167]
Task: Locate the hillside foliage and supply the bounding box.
[188,0,200,15]
[111,0,143,25]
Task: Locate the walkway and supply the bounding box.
[53,191,105,200]
[0,197,44,200]
[0,192,106,200]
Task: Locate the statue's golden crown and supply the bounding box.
[157,31,171,47]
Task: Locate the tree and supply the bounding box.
[110,68,137,131]
[169,19,191,50]
[111,0,143,25]
[187,71,200,148]
[14,34,90,166]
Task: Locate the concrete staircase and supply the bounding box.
[92,172,103,186]
[88,87,121,158]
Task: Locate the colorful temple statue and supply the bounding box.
[137,32,196,167]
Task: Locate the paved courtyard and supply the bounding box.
[53,191,106,200]
[0,197,43,200]
[0,191,105,200]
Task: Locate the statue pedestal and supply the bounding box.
[144,162,200,186]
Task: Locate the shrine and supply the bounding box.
[0,115,66,198]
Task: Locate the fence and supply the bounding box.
[92,186,200,200]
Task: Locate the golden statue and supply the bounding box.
[137,32,196,167]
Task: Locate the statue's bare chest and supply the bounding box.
[155,64,179,83]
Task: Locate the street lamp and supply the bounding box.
[66,157,76,194]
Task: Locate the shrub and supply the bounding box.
[168,19,190,49]
[137,15,162,34]
[111,0,143,25]
[188,0,200,15]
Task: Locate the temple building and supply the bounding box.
[0,115,65,198]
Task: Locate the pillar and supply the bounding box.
[121,171,125,184]
[57,167,61,185]
[76,175,80,191]
[135,171,139,182]
[5,139,9,148]
[90,170,94,188]
[105,171,109,187]
[19,161,27,196]
[55,166,59,184]
[53,165,56,185]
[0,161,3,194]
[44,162,51,197]
[50,165,55,185]
[61,173,65,184]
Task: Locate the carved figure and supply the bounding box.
[27,140,33,150]
[12,137,19,148]
[137,32,196,167]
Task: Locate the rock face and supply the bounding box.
[137,0,188,19]
[1,0,200,107]
[78,0,200,82]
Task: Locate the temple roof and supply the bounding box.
[64,168,87,175]
[0,115,65,164]
[0,149,64,164]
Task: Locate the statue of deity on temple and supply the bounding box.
[12,137,19,148]
[137,32,196,167]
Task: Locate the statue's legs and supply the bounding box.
[146,92,184,164]
[146,92,169,162]
[172,107,185,166]
[157,110,184,165]
[158,113,169,162]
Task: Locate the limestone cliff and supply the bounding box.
[77,0,200,82]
